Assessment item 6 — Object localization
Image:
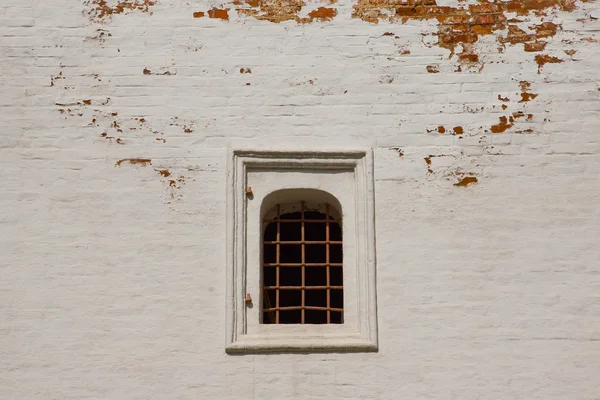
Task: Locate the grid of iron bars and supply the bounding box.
[262,202,343,324]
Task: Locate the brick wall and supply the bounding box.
[2,0,600,398]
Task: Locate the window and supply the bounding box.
[226,148,377,353]
[262,202,344,325]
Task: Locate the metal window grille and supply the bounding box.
[262,202,343,324]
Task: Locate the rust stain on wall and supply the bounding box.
[193,11,205,17]
[115,158,152,167]
[426,65,440,73]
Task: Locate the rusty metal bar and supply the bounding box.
[301,201,305,324]
[264,285,343,290]
[263,263,343,267]
[264,241,342,245]
[326,203,330,324]
[263,219,341,223]
[276,204,280,324]
[264,306,344,312]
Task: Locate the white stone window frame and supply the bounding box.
[226,148,378,353]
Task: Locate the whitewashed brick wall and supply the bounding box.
[2,0,600,398]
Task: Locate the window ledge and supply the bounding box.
[226,332,378,353]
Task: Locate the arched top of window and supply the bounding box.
[261,189,342,222]
[261,189,344,325]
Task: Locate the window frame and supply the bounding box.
[225,148,377,353]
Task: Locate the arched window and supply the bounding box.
[262,201,343,324]
[226,149,377,352]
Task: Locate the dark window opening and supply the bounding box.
[262,202,343,324]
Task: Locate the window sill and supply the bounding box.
[226,331,378,353]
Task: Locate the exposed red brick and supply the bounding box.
[115,158,152,167]
[454,176,478,187]
[236,0,307,23]
[305,7,336,22]
[468,3,500,14]
[535,54,564,73]
[533,21,559,38]
[471,14,495,25]
[458,53,479,63]
[208,8,230,20]
[352,0,583,69]
[86,0,156,23]
[471,24,493,35]
[517,80,539,102]
[524,41,547,52]
[424,156,433,173]
[490,116,513,133]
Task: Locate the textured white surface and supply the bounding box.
[1,0,600,398]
